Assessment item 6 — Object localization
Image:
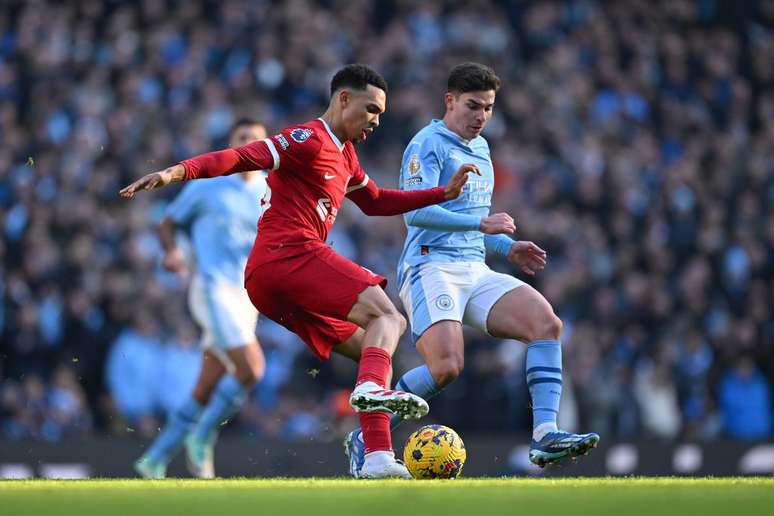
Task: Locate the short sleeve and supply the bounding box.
[400,137,442,191]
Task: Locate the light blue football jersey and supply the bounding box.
[165,174,266,285]
[397,119,494,286]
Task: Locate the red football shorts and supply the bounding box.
[245,244,387,360]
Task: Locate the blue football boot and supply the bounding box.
[529,431,600,468]
[343,428,365,478]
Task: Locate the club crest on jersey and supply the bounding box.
[435,294,454,311]
[291,128,313,143]
[408,154,421,175]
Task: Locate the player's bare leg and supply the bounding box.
[343,285,426,479]
[226,343,265,387]
[487,285,599,467]
[346,285,406,354]
[192,350,229,404]
[332,328,365,361]
[185,342,265,478]
[416,321,465,388]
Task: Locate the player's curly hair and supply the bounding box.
[447,62,501,93]
[330,64,388,97]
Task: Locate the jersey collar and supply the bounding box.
[318,118,345,152]
[433,119,476,147]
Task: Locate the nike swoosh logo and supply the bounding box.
[324,173,335,179]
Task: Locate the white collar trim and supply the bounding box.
[318,118,345,152]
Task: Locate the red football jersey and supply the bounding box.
[256,119,371,257]
[181,117,447,279]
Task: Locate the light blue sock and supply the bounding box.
[390,365,443,430]
[192,374,248,442]
[144,397,203,463]
[526,339,562,435]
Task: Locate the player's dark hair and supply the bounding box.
[229,117,264,138]
[447,62,501,94]
[330,64,388,97]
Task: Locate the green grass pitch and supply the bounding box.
[1,478,773,516]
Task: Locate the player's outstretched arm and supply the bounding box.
[119,165,185,198]
[347,163,479,216]
[120,140,274,198]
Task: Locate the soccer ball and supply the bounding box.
[402,424,466,479]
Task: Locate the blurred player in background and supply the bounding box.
[345,63,599,476]
[121,65,476,479]
[134,119,268,479]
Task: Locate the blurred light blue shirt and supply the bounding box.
[165,174,266,285]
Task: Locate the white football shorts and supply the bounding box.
[399,262,525,343]
[188,275,259,352]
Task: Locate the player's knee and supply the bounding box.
[394,312,407,336]
[533,312,562,341]
[430,357,464,388]
[381,309,406,336]
[232,350,265,387]
[240,362,264,386]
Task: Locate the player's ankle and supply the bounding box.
[532,422,558,441]
[363,449,395,467]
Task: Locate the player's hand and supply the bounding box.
[443,163,481,200]
[119,165,184,198]
[506,241,547,276]
[479,213,516,235]
[163,248,188,275]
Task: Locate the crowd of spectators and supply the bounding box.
[1,0,773,443]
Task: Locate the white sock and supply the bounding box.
[533,422,558,441]
[363,450,395,468]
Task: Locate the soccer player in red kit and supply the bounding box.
[120,65,478,478]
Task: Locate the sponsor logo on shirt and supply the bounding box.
[408,154,421,175]
[291,128,313,143]
[275,134,290,150]
[315,197,338,224]
[448,150,464,164]
[405,177,423,186]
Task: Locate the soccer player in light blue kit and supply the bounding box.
[135,119,268,478]
[345,63,599,475]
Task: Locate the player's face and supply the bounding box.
[445,90,496,140]
[229,124,267,148]
[340,85,386,142]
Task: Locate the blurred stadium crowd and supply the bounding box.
[1,0,773,444]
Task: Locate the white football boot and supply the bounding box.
[359,451,413,479]
[184,433,215,479]
[349,381,429,420]
[133,457,166,479]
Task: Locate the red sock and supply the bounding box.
[356,347,391,386]
[360,412,391,454]
[356,347,392,453]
